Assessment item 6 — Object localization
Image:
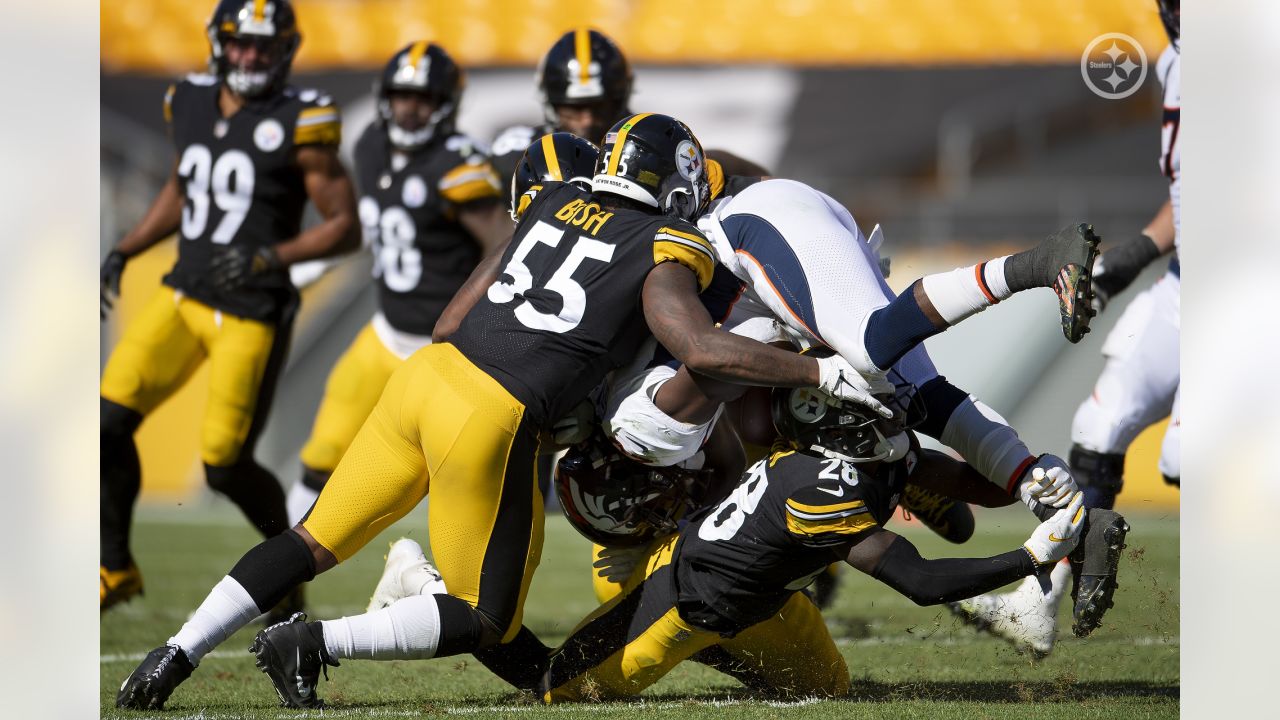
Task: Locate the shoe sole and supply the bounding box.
[250,622,325,709]
[1054,223,1101,344]
[947,601,1052,660]
[1070,510,1129,637]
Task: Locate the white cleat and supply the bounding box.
[948,560,1069,659]
[366,538,446,613]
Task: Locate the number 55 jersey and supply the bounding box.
[163,74,341,322]
[450,182,716,428]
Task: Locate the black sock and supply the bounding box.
[101,400,143,571]
[472,625,552,693]
[227,530,317,612]
[1003,246,1051,293]
[205,460,290,538]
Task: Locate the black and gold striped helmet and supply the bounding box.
[537,28,632,111]
[375,41,464,150]
[510,132,600,220]
[592,113,710,221]
[206,0,300,98]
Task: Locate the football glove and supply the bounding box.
[1023,492,1085,565]
[210,245,282,292]
[1091,233,1161,313]
[1017,454,1079,510]
[592,544,647,584]
[100,250,127,320]
[816,355,894,418]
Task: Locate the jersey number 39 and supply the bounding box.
[487,220,615,333]
[178,144,255,244]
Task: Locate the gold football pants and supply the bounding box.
[544,535,849,701]
[100,287,282,466]
[302,342,543,642]
[299,323,404,473]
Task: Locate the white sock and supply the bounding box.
[286,481,321,528]
[168,577,262,665]
[920,256,1015,325]
[1044,557,1071,605]
[321,593,442,661]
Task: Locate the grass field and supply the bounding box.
[101,504,1179,719]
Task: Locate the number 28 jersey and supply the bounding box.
[675,448,911,632]
[353,124,504,336]
[162,75,342,322]
[449,182,717,427]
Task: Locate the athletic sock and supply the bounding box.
[286,481,320,528]
[1044,558,1071,605]
[919,256,1014,325]
[169,577,262,665]
[321,594,443,661]
[101,430,142,570]
[204,461,289,538]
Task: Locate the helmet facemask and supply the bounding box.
[206,1,300,99]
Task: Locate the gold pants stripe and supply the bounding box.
[301,342,542,641]
[100,287,283,465]
[299,322,403,473]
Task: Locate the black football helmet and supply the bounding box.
[375,42,464,151]
[555,431,708,548]
[511,132,600,220]
[536,29,632,132]
[772,353,926,463]
[1157,0,1179,48]
[592,113,711,221]
[206,0,301,98]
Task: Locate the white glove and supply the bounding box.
[815,355,894,418]
[592,545,647,584]
[1023,492,1086,565]
[551,399,597,446]
[1017,454,1079,510]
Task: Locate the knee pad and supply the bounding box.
[101,398,143,438]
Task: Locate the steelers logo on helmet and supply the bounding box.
[376,41,464,151]
[592,113,711,221]
[787,387,828,424]
[206,0,301,99]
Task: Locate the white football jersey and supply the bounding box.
[1157,45,1181,255]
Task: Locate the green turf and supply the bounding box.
[102,504,1178,718]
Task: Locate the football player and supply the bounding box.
[286,42,513,526]
[950,0,1179,657]
[538,381,1086,702]
[98,0,358,613]
[116,113,889,710]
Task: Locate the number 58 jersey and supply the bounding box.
[449,182,717,428]
[162,75,342,322]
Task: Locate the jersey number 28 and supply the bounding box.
[487,220,615,333]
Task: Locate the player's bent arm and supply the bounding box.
[270,145,360,266]
[457,199,515,257]
[114,161,184,258]
[642,262,820,387]
[844,529,1035,606]
[1093,199,1176,304]
[432,237,511,342]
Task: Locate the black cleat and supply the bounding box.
[250,612,338,709]
[1069,508,1130,637]
[1045,223,1102,344]
[116,644,194,710]
[901,484,975,544]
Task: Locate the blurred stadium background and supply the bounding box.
[100,0,1177,512]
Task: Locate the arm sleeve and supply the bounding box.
[870,535,1036,606]
[654,223,716,291]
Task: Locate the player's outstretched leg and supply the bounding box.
[948,558,1070,658]
[115,645,194,711]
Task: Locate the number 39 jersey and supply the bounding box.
[674,448,911,632]
[162,74,342,322]
[353,124,504,336]
[449,182,717,427]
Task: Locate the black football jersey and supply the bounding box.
[674,448,912,632]
[449,182,717,427]
[354,124,503,336]
[162,75,342,322]
[490,122,555,207]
